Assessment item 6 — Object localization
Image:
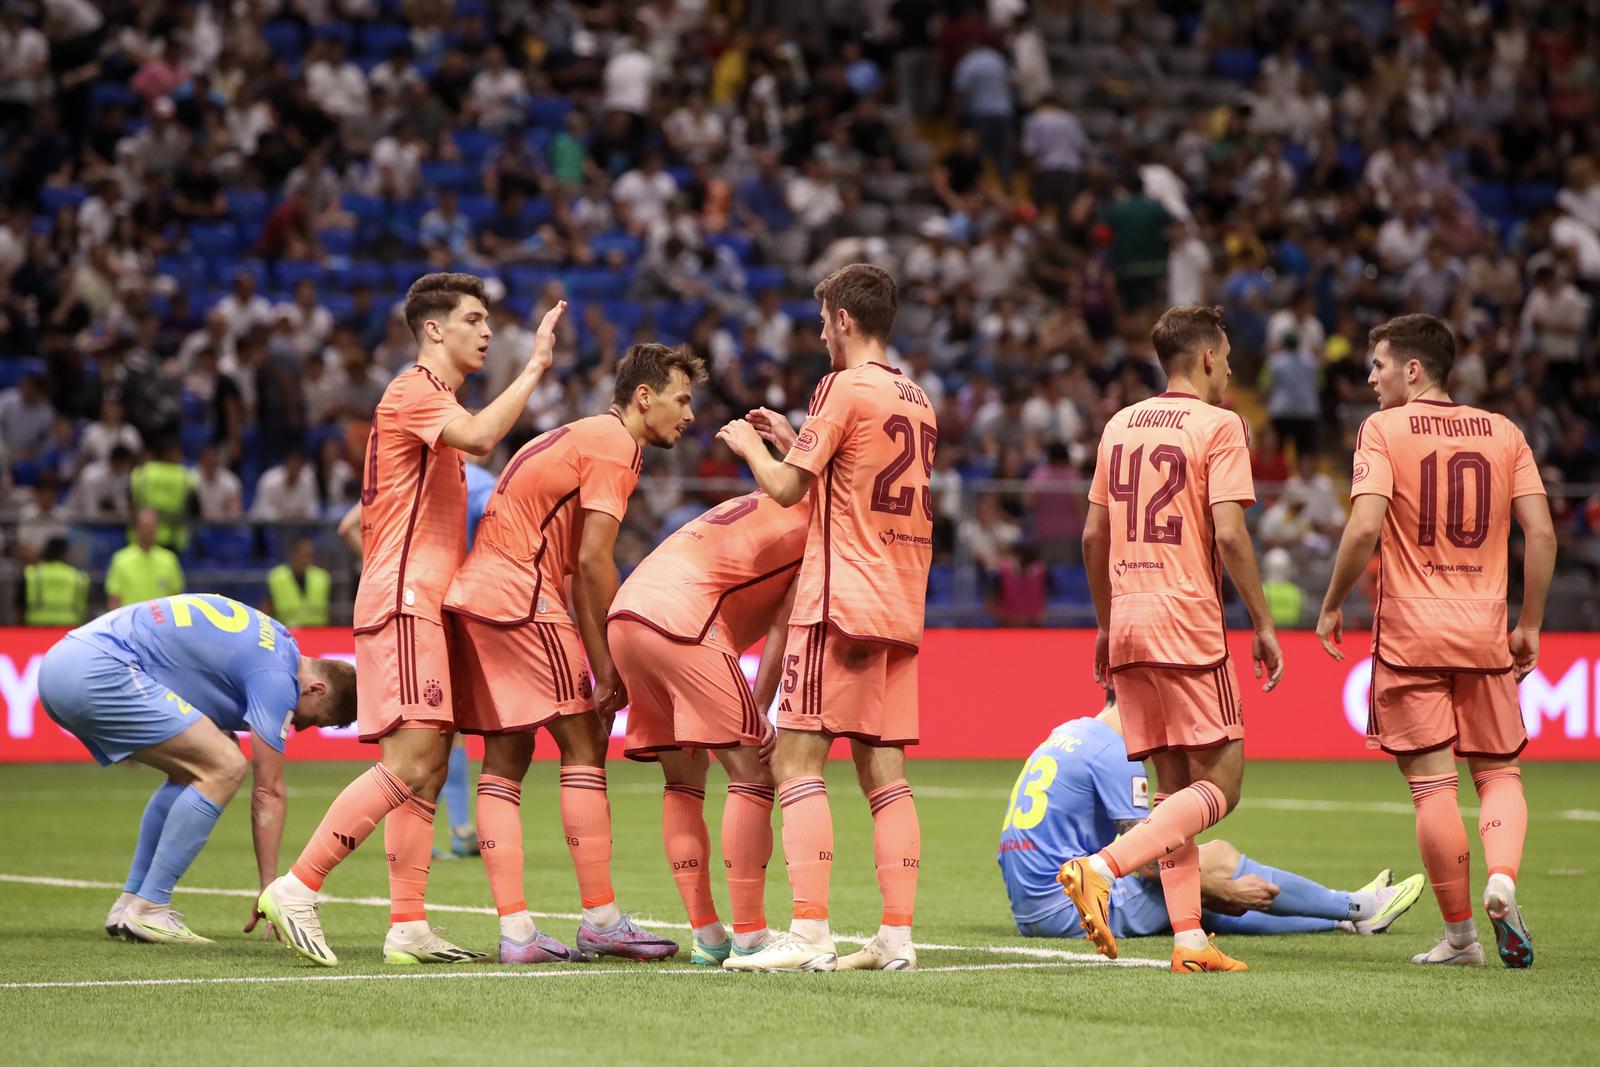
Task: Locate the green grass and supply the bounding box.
[1,759,1596,1065]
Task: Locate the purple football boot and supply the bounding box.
[499,930,583,964]
[575,915,680,961]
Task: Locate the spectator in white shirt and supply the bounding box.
[65,444,135,522]
[304,35,368,120]
[1375,200,1432,272]
[0,9,52,114]
[603,37,655,117]
[80,397,143,467]
[613,151,678,232]
[250,448,321,522]
[367,126,425,200]
[1266,290,1326,358]
[1167,220,1211,307]
[664,90,725,165]
[214,270,273,339]
[786,155,842,229]
[747,289,792,358]
[193,444,242,521]
[1021,93,1088,217]
[968,225,1028,303]
[275,278,334,360]
[1520,266,1592,366]
[469,44,529,130]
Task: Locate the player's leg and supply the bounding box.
[436,737,479,859]
[550,710,678,960]
[659,748,724,960]
[714,744,776,953]
[108,778,185,938]
[1461,667,1533,967]
[837,740,920,971]
[724,726,836,971]
[120,716,250,943]
[477,731,577,963]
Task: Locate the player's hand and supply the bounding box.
[593,668,628,720]
[716,418,765,461]
[1316,606,1344,662]
[757,718,777,765]
[1092,627,1110,687]
[526,300,567,377]
[1253,627,1284,692]
[1225,875,1280,913]
[1510,626,1540,682]
[245,899,281,942]
[746,407,798,452]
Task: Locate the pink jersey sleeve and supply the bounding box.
[1509,429,1545,499]
[784,372,850,477]
[1351,415,1394,499]
[1206,416,1255,506]
[397,375,470,450]
[1087,435,1110,506]
[578,438,641,521]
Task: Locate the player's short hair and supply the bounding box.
[814,263,898,343]
[1151,305,1227,372]
[612,343,708,407]
[1369,313,1455,386]
[314,658,358,727]
[403,272,487,341]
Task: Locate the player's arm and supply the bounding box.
[1212,500,1283,690]
[749,577,799,760]
[573,510,626,718]
[337,503,363,558]
[746,407,799,453]
[716,419,814,506]
[244,735,287,940]
[438,301,565,456]
[1081,502,1112,685]
[1315,494,1389,662]
[1510,493,1557,681]
[1201,865,1280,915]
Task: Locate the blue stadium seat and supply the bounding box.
[261,19,305,62]
[590,231,643,262]
[0,357,43,391]
[310,22,354,47]
[39,185,87,215]
[1514,181,1558,212]
[215,257,270,291]
[458,193,496,226]
[1337,141,1365,175]
[189,221,241,258]
[782,300,817,323]
[1467,183,1511,217]
[317,227,354,255]
[1049,565,1091,604]
[745,265,785,292]
[89,81,141,114]
[656,300,707,337]
[196,526,253,568]
[86,527,126,570]
[179,422,212,461]
[157,256,210,291]
[10,459,42,487]
[1211,47,1261,85]
[453,128,498,165]
[276,259,323,288]
[420,160,472,191]
[345,260,387,289]
[707,233,754,263]
[528,97,572,129]
[389,260,432,287]
[227,189,271,228]
[358,21,409,57]
[927,564,957,606]
[507,264,556,295]
[599,299,646,335]
[29,215,53,236]
[565,268,632,300]
[321,293,354,320]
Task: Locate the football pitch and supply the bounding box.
[2,759,1595,1066]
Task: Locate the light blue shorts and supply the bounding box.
[1013,873,1170,940]
[38,636,202,766]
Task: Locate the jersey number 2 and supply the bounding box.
[1108,444,1187,544]
[1002,754,1058,832]
[871,415,937,519]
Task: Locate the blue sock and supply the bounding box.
[1204,909,1338,935]
[441,743,471,833]
[124,781,185,894]
[1236,854,1356,921]
[136,786,225,906]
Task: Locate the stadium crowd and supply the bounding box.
[0,0,1597,627]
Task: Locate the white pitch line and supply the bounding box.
[0,874,1151,966]
[0,958,1161,992]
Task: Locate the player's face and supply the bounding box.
[643,368,695,448]
[1201,333,1233,403]
[819,303,845,369]
[438,296,492,372]
[1368,340,1409,409]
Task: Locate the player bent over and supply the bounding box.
[444,344,703,963]
[609,490,809,965]
[1316,314,1554,969]
[717,264,935,973]
[1000,690,1425,941]
[38,595,355,944]
[1059,305,1284,974]
[259,274,561,967]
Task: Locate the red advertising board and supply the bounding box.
[2,628,1597,762]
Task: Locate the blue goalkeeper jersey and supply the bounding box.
[466,463,495,548]
[997,717,1150,923]
[67,594,302,752]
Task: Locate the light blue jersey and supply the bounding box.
[39,595,302,765]
[998,717,1149,927]
[466,463,496,548]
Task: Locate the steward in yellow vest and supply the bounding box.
[24,538,89,626]
[266,537,330,628]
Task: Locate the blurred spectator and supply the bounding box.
[1261,548,1303,629]
[250,448,319,522]
[989,543,1047,627]
[128,435,197,550]
[264,536,330,628]
[65,443,133,522]
[105,507,183,609]
[21,535,88,626]
[952,38,1014,183]
[193,443,241,521]
[959,493,1021,572]
[1520,266,1591,377]
[1263,334,1321,459]
[80,396,142,466]
[0,373,55,459]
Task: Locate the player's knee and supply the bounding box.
[1203,839,1241,873]
[204,745,248,799]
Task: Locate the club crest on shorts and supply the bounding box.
[423,679,444,707]
[579,672,593,699]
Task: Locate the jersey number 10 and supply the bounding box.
[1418,450,1490,549]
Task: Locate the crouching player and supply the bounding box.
[38,594,356,944]
[1000,690,1425,943]
[609,490,809,965]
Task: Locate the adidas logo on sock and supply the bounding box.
[333,832,356,849]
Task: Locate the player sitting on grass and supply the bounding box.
[1000,690,1425,942]
[609,488,808,965]
[37,594,356,945]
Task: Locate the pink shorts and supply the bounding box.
[1112,660,1244,761]
[775,623,918,746]
[1369,659,1527,758]
[610,619,767,760]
